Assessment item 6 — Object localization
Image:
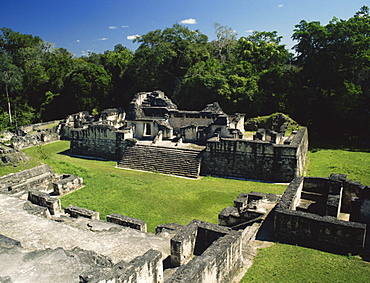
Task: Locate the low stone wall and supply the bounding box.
[69,124,129,160]
[65,205,100,220]
[106,213,147,232]
[0,164,55,195]
[275,209,366,254]
[170,220,231,266]
[53,174,83,195]
[201,127,308,182]
[11,129,60,150]
[81,249,163,283]
[166,230,243,283]
[28,190,61,215]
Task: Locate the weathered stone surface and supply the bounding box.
[166,230,243,283]
[107,213,147,232]
[65,205,100,220]
[0,164,56,195]
[0,194,170,264]
[53,174,83,195]
[0,245,113,283]
[275,176,368,255]
[28,190,61,215]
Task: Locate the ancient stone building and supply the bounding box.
[62,90,308,182]
[274,174,370,255]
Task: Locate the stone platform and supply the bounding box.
[0,194,170,282]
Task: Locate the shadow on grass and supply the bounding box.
[57,149,119,162]
[309,134,370,152]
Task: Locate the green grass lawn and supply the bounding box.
[3,140,368,282]
[21,141,286,232]
[305,148,370,185]
[241,243,370,283]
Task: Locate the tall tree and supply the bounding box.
[213,23,237,63]
[292,6,370,137]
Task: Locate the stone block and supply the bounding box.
[53,174,83,195]
[28,190,61,215]
[65,205,99,220]
[106,213,147,232]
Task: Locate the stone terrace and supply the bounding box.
[0,194,170,265]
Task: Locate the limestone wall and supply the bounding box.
[274,208,366,254]
[201,127,308,182]
[274,176,367,254]
[0,164,55,195]
[70,124,128,160]
[169,115,214,133]
[166,230,243,283]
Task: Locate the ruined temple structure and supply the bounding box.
[274,174,370,255]
[61,90,308,182]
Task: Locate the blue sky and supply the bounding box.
[1,0,368,56]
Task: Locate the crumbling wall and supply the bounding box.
[201,127,308,182]
[11,120,61,150]
[28,190,61,215]
[107,213,147,232]
[170,220,230,267]
[166,230,242,283]
[70,124,129,160]
[11,131,60,150]
[0,146,30,166]
[0,164,56,195]
[81,249,163,283]
[274,176,367,254]
[52,174,83,195]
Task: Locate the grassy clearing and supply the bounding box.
[22,141,286,232]
[241,243,370,283]
[0,157,42,176]
[305,148,370,185]
[9,140,370,281]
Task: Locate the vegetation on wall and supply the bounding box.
[1,7,369,142]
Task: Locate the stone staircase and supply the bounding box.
[118,144,203,178]
[296,187,326,216]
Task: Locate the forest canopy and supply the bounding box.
[0,7,369,141]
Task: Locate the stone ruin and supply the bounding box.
[0,160,369,281]
[11,120,62,150]
[1,90,308,182]
[0,164,278,282]
[0,164,83,199]
[274,174,370,255]
[57,90,308,182]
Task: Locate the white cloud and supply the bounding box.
[245,30,254,33]
[180,18,197,24]
[127,35,140,40]
[76,40,80,42]
[97,38,108,41]
[278,4,284,8]
[109,26,117,29]
[121,25,129,28]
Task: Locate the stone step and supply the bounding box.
[301,191,323,202]
[118,145,202,178]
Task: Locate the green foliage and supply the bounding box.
[292,6,370,136]
[0,6,369,141]
[242,243,370,283]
